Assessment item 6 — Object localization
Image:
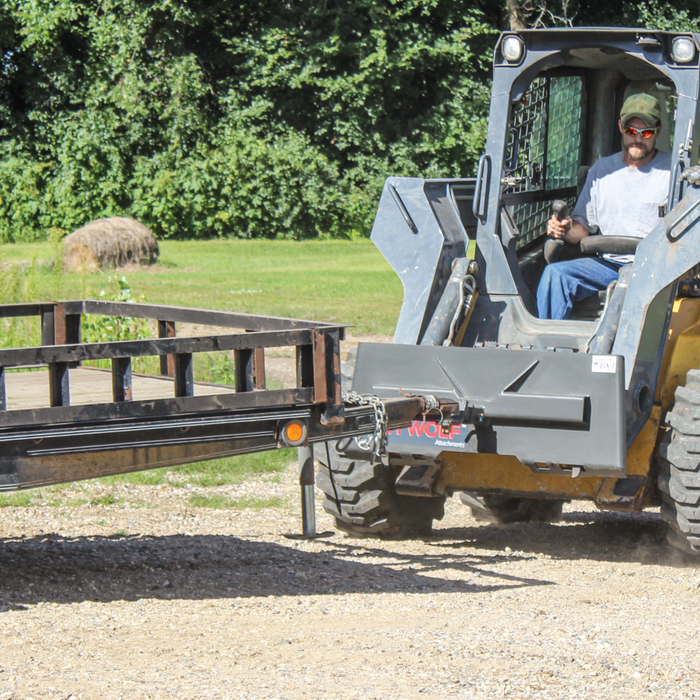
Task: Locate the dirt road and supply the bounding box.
[0,470,699,700]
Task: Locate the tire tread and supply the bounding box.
[316,441,445,539]
[660,371,700,555]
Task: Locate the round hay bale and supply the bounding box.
[63,217,159,271]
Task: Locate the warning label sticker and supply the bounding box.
[592,355,617,374]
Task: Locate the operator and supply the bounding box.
[537,94,672,320]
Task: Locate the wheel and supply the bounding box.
[658,368,700,555]
[459,492,564,524]
[316,437,446,539]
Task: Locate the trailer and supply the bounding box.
[0,300,455,536]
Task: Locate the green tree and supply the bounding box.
[0,0,498,241]
[1,0,688,242]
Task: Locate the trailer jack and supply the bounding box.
[284,445,335,540]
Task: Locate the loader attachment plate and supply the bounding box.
[353,343,626,476]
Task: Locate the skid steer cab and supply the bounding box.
[317,28,700,555]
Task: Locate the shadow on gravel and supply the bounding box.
[430,509,698,567]
[0,532,552,610]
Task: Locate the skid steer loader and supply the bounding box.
[317,28,700,555]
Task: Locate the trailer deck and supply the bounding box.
[4,366,236,411]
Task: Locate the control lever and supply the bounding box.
[544,200,570,264]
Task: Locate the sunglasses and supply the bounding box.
[622,124,659,139]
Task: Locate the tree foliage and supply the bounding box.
[0,1,495,241]
[0,0,697,241]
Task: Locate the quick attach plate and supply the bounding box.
[352,343,626,477]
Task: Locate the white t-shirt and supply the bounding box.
[572,150,672,264]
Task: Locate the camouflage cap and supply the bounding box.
[620,93,662,127]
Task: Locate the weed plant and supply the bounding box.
[0,260,42,349]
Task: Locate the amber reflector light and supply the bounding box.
[285,422,305,443]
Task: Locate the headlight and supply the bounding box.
[672,36,696,63]
[502,35,525,63]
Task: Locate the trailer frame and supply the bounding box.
[0,301,450,498]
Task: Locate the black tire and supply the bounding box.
[658,369,700,555]
[459,492,564,524]
[316,438,446,539]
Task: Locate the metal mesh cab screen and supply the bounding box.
[504,75,586,248]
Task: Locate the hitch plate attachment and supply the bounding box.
[353,343,626,477]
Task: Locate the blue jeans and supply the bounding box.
[537,257,622,320]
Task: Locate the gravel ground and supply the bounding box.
[1,463,700,700]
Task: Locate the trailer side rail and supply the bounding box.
[0,300,345,427]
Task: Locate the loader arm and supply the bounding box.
[614,181,700,443]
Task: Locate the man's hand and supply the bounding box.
[547,215,571,240]
[546,216,590,244]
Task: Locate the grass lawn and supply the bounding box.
[0,238,403,336]
[0,237,403,504]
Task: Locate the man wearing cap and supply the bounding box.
[537,93,672,320]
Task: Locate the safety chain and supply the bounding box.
[343,390,389,459]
